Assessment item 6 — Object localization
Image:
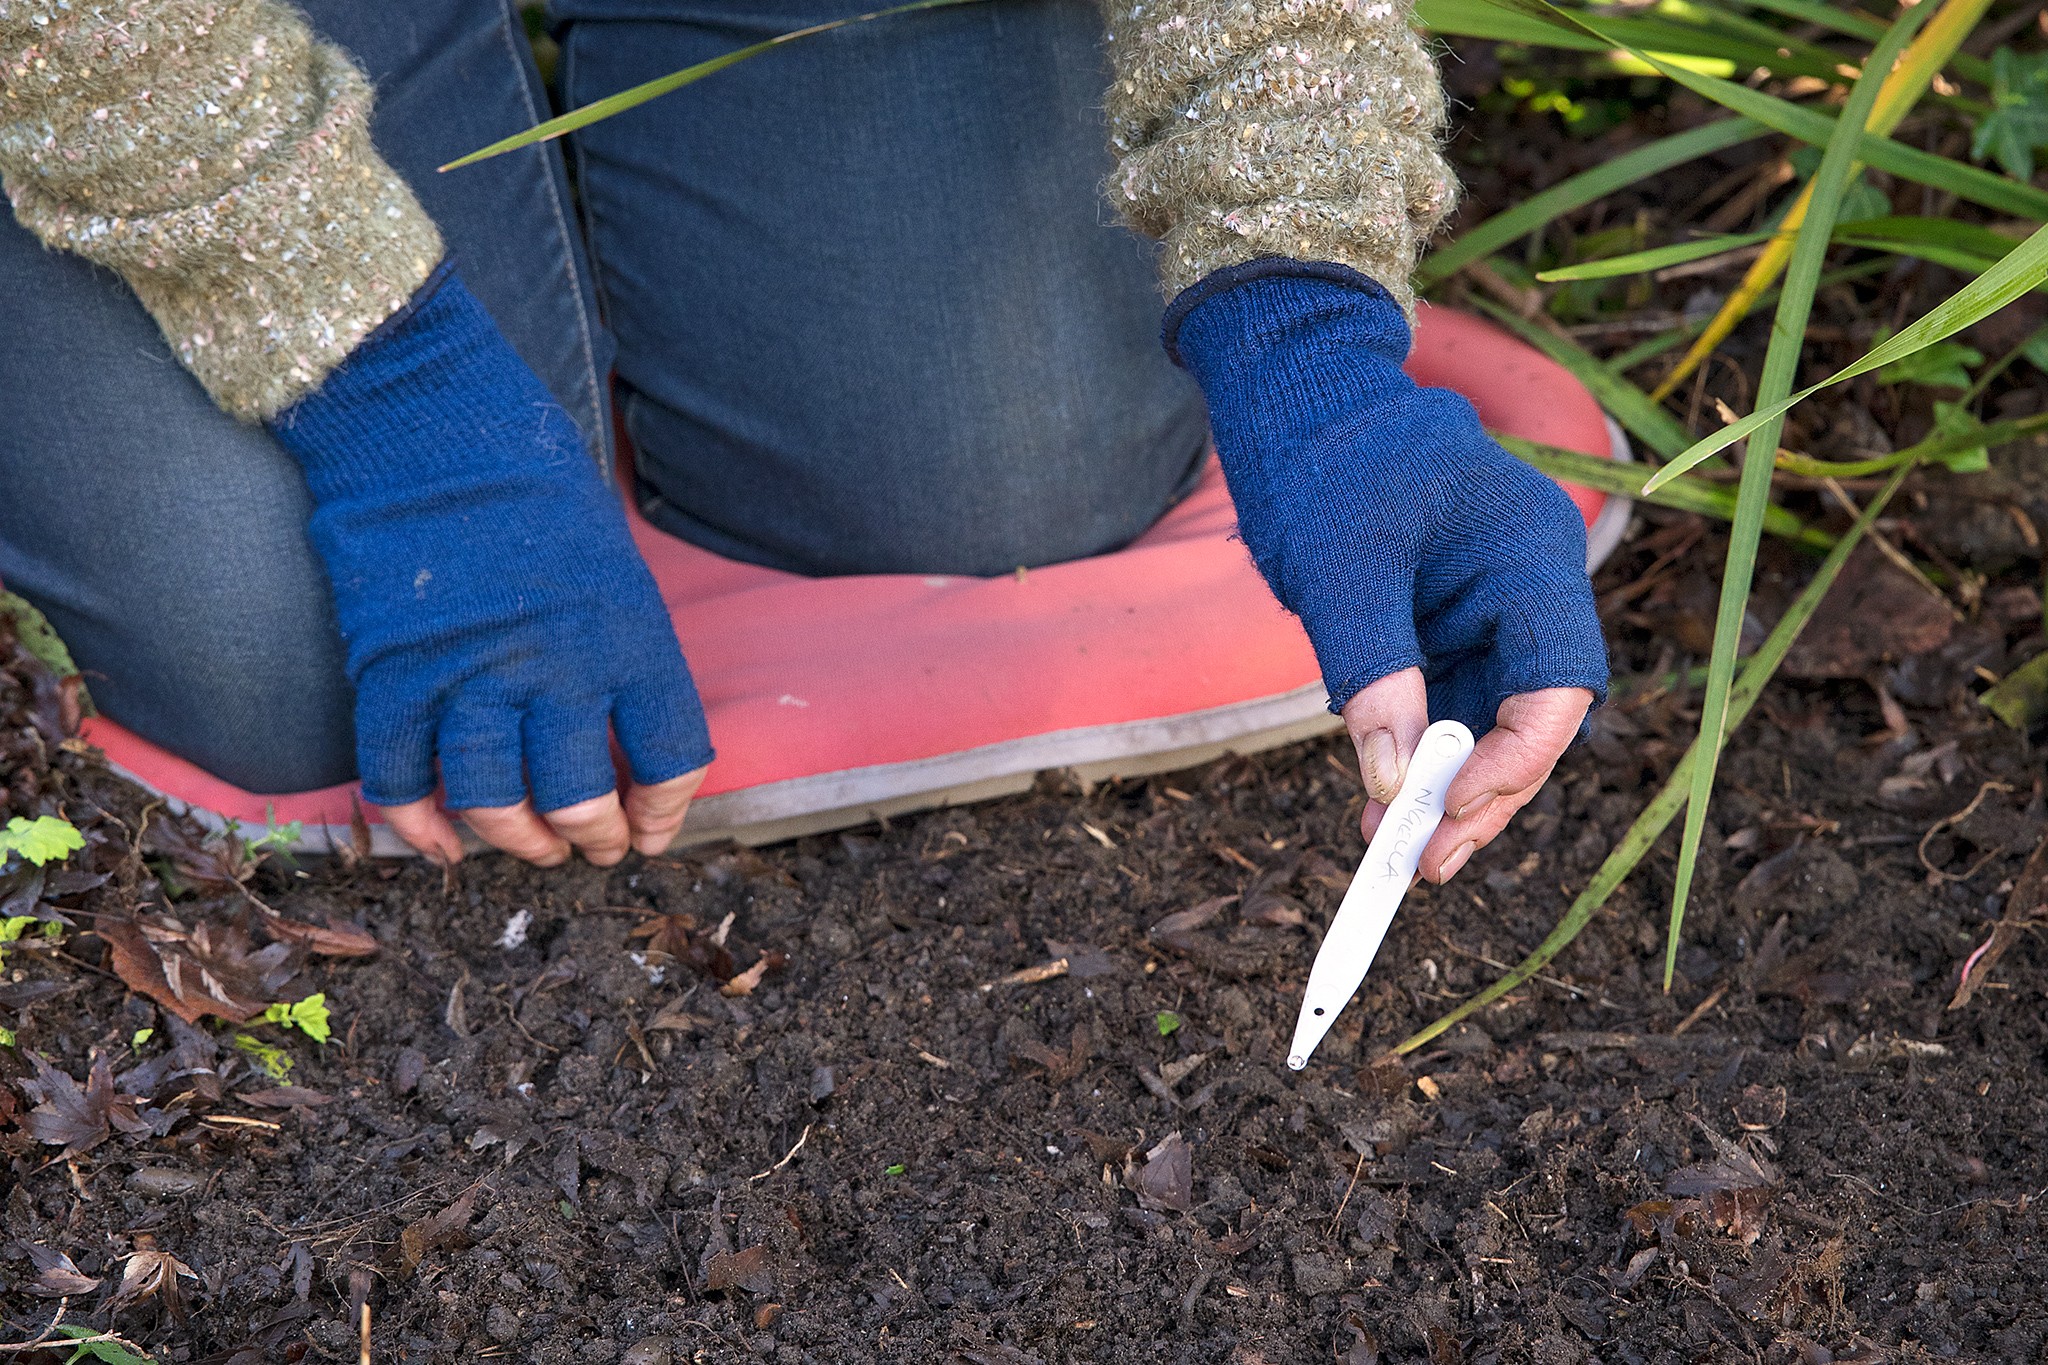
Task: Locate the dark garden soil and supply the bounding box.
[8,38,2048,1365]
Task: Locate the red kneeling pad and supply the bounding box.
[76,307,1628,852]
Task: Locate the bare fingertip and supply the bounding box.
[1439,840,1478,882]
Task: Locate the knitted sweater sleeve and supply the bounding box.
[0,0,442,421]
[1102,0,1458,315]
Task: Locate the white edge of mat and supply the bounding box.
[136,419,1634,857]
[129,683,1344,858]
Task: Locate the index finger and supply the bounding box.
[625,766,709,856]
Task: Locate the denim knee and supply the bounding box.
[559,0,1208,576]
[0,206,350,794]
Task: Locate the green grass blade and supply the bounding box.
[1661,0,1934,990]
[1751,0,1988,84]
[1645,217,2048,487]
[1724,0,1884,42]
[1544,216,2025,285]
[1392,459,1914,1056]
[1417,0,1858,82]
[1466,295,1696,458]
[1473,0,2048,221]
[1416,119,1765,288]
[1776,409,2048,478]
[1535,231,1776,282]
[441,0,988,170]
[1838,215,2028,259]
[1497,435,1836,549]
[1599,259,1893,374]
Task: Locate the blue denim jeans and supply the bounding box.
[0,0,1206,793]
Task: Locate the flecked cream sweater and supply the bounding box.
[0,1,1454,421]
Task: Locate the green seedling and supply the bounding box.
[1973,46,2048,181]
[0,815,83,867]
[1154,1011,1183,1038]
[233,1034,293,1081]
[262,993,332,1044]
[0,914,58,968]
[131,1028,154,1050]
[884,1163,908,1176]
[242,804,304,863]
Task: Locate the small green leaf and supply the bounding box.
[1928,402,1992,473]
[1972,46,2048,182]
[0,915,35,943]
[56,1324,155,1365]
[0,1026,14,1048]
[264,994,333,1044]
[131,1027,154,1049]
[2020,324,2048,375]
[1982,650,2048,728]
[1155,1011,1183,1037]
[0,815,84,867]
[884,1163,908,1176]
[1876,337,1984,390]
[233,1033,293,1081]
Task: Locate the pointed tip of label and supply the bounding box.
[1286,1054,1306,1071]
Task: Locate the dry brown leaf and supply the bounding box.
[703,1244,773,1293]
[25,1243,102,1297]
[1123,1131,1195,1213]
[1147,897,1269,975]
[720,950,787,998]
[20,1050,151,1156]
[1009,1023,1089,1084]
[632,912,736,982]
[100,914,298,1025]
[255,910,378,959]
[110,1242,198,1320]
[1158,1051,1209,1090]
[398,1187,479,1275]
[646,999,714,1032]
[1664,1124,1781,1245]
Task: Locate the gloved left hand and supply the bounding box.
[269,266,713,866]
[1168,261,1609,883]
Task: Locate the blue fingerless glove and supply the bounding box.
[269,266,713,810]
[1167,261,1608,734]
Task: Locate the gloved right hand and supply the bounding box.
[1166,261,1608,882]
[268,267,713,865]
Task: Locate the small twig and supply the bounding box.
[1820,479,1964,621]
[1438,935,1593,1002]
[750,1123,813,1182]
[1328,1150,1368,1238]
[978,958,1069,992]
[0,1298,65,1353]
[359,1298,372,1365]
[1670,983,1728,1036]
[1919,781,2016,883]
[0,1299,151,1358]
